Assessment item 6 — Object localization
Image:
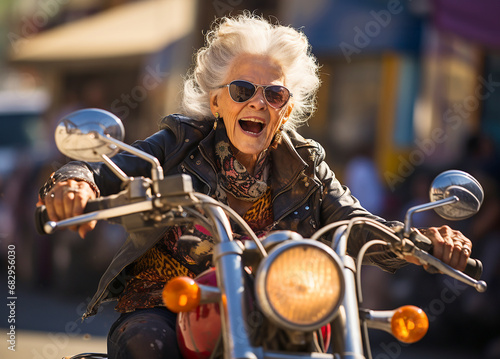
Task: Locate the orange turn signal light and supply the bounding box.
[391,305,429,343]
[163,277,201,313]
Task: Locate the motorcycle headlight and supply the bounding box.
[255,240,345,331]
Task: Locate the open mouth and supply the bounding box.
[239,118,265,134]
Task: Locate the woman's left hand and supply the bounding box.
[408,225,472,271]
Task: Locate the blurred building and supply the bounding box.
[6,0,499,186]
[281,0,500,191]
[7,0,198,143]
[5,0,279,141]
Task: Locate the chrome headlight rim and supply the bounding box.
[255,240,345,332]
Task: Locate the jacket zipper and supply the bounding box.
[198,145,221,182]
[181,163,212,194]
[181,144,219,194]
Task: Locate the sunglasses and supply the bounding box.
[217,80,292,109]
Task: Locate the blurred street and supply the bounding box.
[0,332,484,359]
[0,278,117,359]
[1,330,106,359]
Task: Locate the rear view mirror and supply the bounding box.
[55,108,125,162]
[430,170,484,221]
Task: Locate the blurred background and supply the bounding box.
[0,0,499,358]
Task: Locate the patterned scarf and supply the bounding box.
[214,120,269,202]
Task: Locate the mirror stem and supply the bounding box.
[101,154,131,183]
[93,133,164,193]
[404,196,459,236]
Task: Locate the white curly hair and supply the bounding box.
[180,12,321,131]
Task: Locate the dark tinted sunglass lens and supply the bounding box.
[265,86,289,108]
[229,81,255,102]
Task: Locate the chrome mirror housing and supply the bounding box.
[430,170,484,221]
[404,170,483,235]
[54,108,164,190]
[55,108,125,162]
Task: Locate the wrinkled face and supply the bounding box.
[210,54,293,169]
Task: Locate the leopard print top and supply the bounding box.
[115,188,273,313]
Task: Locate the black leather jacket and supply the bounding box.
[43,114,405,318]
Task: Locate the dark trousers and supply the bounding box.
[107,308,182,359]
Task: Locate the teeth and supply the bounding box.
[242,118,264,124]
[239,118,265,134]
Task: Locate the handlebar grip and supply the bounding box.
[34,197,104,235]
[35,205,50,235]
[84,197,105,213]
[410,230,483,280]
[464,258,483,281]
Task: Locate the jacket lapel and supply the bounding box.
[181,127,218,194]
[270,132,308,197]
[270,132,321,221]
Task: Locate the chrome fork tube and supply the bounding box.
[205,205,258,359]
[331,225,365,359]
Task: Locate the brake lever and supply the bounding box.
[42,199,155,234]
[400,240,487,293]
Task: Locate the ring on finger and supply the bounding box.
[462,247,471,256]
[64,187,81,194]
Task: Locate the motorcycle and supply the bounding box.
[36,108,487,359]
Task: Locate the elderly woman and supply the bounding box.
[38,13,472,359]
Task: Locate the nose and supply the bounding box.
[248,87,267,110]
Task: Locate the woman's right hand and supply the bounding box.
[42,179,97,238]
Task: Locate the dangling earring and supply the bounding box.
[213,112,219,130]
[271,122,285,149]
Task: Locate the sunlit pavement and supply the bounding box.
[1,329,486,359]
[1,330,107,359]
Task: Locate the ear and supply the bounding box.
[281,103,294,126]
[210,92,219,117]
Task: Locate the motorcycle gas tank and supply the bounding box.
[176,268,221,359]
